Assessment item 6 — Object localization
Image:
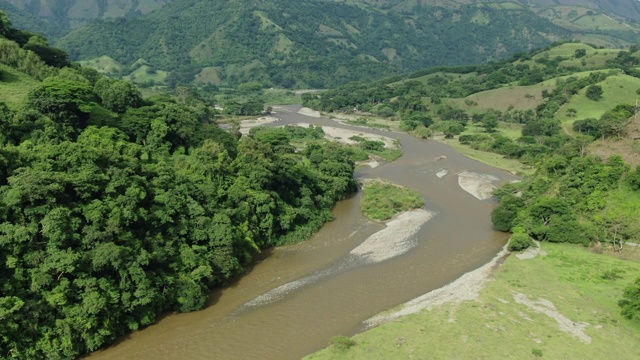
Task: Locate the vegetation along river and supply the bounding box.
[87,105,518,359]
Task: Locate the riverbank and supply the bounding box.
[305,243,640,359]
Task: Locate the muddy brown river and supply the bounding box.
[87,105,517,359]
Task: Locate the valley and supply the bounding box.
[1,2,640,359]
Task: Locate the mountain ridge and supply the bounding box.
[54,0,575,88]
[3,0,639,88]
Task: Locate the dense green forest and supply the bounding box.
[0,13,359,359]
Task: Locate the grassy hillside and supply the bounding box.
[306,243,640,359]
[0,63,39,106]
[557,74,640,125]
[448,83,554,113]
[77,56,123,76]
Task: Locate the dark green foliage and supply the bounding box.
[0,122,356,358]
[0,37,57,80]
[508,228,534,252]
[223,99,265,116]
[492,194,525,232]
[628,166,640,190]
[532,348,543,358]
[0,9,10,37]
[21,35,70,68]
[573,104,634,138]
[493,150,634,248]
[26,77,96,132]
[619,277,640,321]
[586,84,604,101]
[433,121,465,138]
[0,22,358,357]
[93,78,143,113]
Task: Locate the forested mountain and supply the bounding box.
[0,12,359,359]
[0,0,174,38]
[3,0,640,88]
[53,0,573,88]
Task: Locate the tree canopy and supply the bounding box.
[0,18,358,359]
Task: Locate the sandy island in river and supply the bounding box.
[457,170,500,200]
[239,116,280,134]
[350,209,435,263]
[290,122,396,148]
[243,209,435,308]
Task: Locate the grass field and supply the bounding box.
[447,82,554,113]
[306,243,640,359]
[439,136,535,176]
[534,43,597,59]
[392,71,476,86]
[123,65,169,85]
[572,14,635,31]
[262,89,302,105]
[560,50,622,69]
[557,74,640,128]
[0,63,39,107]
[78,55,123,75]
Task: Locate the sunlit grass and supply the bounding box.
[306,243,640,359]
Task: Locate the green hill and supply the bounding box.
[53,0,576,88]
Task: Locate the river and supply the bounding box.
[87,105,518,359]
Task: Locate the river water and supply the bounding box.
[87,105,517,359]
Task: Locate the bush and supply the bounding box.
[532,348,543,358]
[508,229,534,251]
[585,85,603,101]
[619,277,640,321]
[412,125,432,139]
[492,195,525,231]
[627,166,640,191]
[330,336,356,351]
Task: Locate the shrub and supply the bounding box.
[619,277,640,321]
[532,348,543,358]
[585,85,603,101]
[330,336,356,351]
[508,229,534,252]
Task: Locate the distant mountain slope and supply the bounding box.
[54,0,572,88]
[531,0,640,22]
[0,0,174,38]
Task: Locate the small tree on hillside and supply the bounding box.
[586,85,603,101]
[619,277,640,321]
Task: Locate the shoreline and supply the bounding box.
[364,245,510,328]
